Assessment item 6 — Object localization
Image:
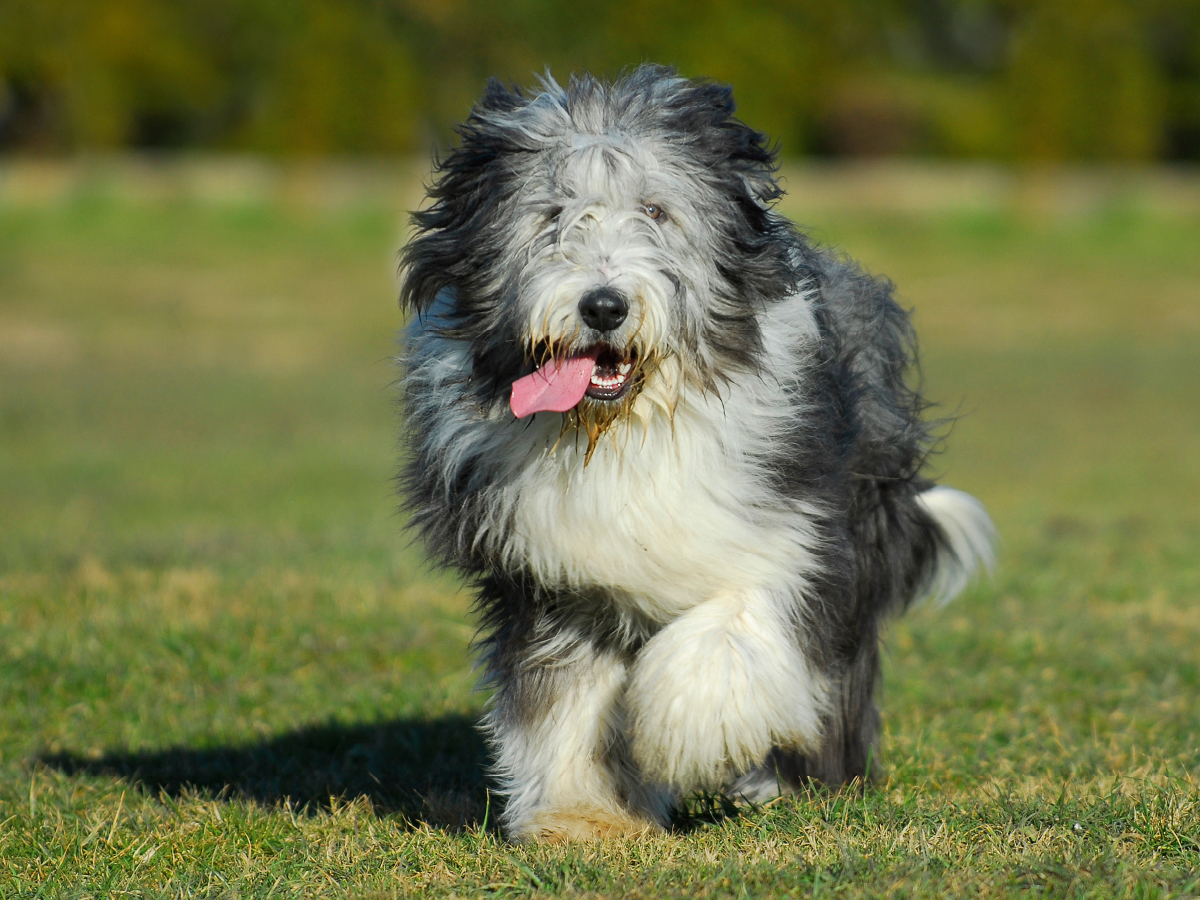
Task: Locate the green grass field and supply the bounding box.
[1,160,1198,898]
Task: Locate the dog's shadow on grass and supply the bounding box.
[40,714,492,830]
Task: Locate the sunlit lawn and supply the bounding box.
[1,160,1198,897]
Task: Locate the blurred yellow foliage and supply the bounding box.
[0,0,1196,159]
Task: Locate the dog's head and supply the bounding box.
[401,65,799,451]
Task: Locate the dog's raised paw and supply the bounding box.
[625,591,827,791]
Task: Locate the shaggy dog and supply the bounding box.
[399,65,994,842]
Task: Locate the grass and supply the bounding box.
[1,159,1198,897]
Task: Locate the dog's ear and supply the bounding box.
[656,72,795,339]
[670,80,737,130]
[477,77,528,115]
[400,78,535,316]
[708,96,783,210]
[659,77,783,210]
[738,157,784,211]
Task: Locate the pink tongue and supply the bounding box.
[510,353,597,418]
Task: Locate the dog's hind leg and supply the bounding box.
[728,486,994,801]
[482,636,672,842]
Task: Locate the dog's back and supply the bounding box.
[730,247,995,795]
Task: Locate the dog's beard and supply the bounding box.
[550,351,666,463]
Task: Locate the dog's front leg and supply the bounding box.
[626,588,829,793]
[482,636,672,841]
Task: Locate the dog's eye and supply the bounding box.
[642,203,665,222]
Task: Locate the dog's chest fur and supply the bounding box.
[495,314,824,623]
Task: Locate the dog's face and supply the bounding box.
[402,66,799,448]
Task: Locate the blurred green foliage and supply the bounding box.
[1,0,1198,160]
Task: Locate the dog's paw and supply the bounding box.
[511,807,663,842]
[625,592,827,791]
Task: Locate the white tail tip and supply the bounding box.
[916,486,996,604]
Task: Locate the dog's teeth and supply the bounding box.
[589,368,627,390]
[618,361,631,375]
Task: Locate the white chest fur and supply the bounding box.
[496,388,821,623]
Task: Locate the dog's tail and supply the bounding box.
[916,486,996,604]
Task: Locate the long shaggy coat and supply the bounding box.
[399,65,993,841]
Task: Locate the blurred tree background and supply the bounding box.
[0,0,1198,160]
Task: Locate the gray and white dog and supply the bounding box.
[399,65,993,842]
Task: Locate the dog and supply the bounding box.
[398,65,994,842]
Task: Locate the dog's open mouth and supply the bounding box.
[510,344,637,418]
[584,346,635,401]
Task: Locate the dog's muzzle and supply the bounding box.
[509,341,639,418]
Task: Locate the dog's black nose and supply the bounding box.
[578,287,629,332]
